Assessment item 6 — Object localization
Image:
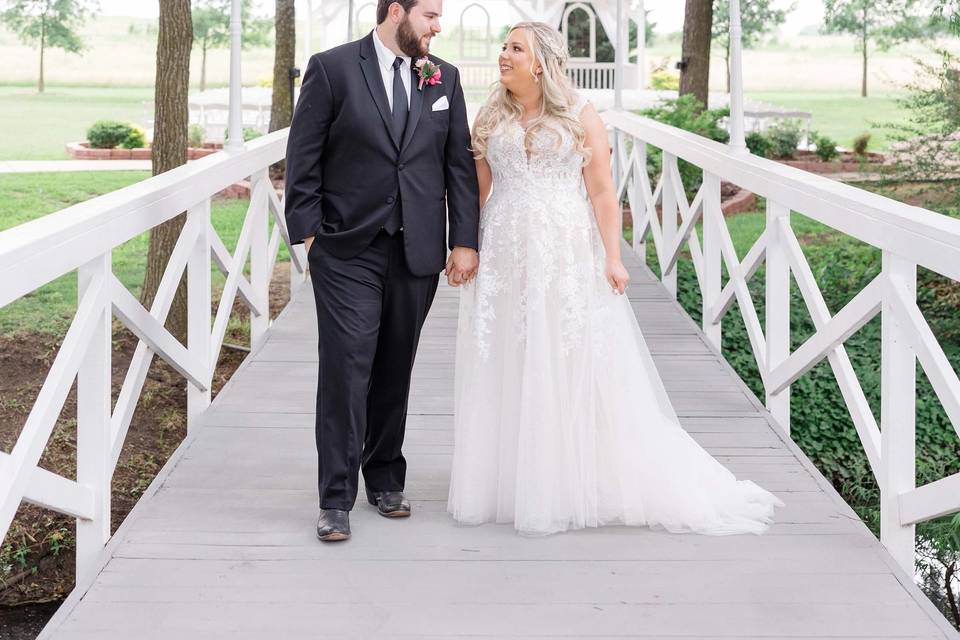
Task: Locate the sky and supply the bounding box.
[98,0,827,35]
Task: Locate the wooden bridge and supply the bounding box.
[1,114,958,638]
[37,258,957,638]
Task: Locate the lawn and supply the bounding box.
[0,86,153,160]
[0,171,290,336]
[747,91,907,151]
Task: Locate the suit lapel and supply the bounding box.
[358,33,400,151]
[400,64,425,154]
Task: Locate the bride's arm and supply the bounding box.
[476,158,492,210]
[581,103,629,294]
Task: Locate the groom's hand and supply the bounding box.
[304,236,314,256]
[445,247,479,287]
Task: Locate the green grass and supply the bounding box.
[0,171,290,336]
[747,91,907,151]
[0,86,153,160]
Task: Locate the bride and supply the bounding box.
[447,22,784,536]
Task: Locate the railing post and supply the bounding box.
[75,252,111,584]
[187,200,212,432]
[660,152,678,298]
[880,251,917,574]
[765,200,791,432]
[632,137,647,259]
[250,168,271,351]
[702,172,722,351]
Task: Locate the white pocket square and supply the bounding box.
[432,96,449,111]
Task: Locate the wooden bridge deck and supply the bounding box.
[39,248,958,639]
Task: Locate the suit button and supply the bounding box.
[386,196,395,204]
[397,163,405,171]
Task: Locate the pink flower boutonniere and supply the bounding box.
[415,57,442,90]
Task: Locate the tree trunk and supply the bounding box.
[679,0,712,111]
[201,42,208,92]
[141,0,193,344]
[270,0,296,176]
[38,16,45,93]
[861,6,868,98]
[270,0,296,132]
[725,38,731,94]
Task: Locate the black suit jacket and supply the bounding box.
[284,32,480,276]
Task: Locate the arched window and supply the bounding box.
[562,2,596,62]
[355,2,377,39]
[459,3,492,60]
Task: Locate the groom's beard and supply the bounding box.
[396,16,430,58]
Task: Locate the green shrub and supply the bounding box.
[812,131,840,162]
[188,124,205,148]
[120,126,147,149]
[639,95,729,196]
[746,131,773,158]
[86,120,136,149]
[224,127,263,143]
[650,70,680,90]
[765,119,803,159]
[853,132,871,156]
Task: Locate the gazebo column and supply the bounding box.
[304,0,313,65]
[614,0,624,110]
[635,0,645,90]
[728,0,747,153]
[226,0,244,152]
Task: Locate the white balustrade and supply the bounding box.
[0,129,306,579]
[603,110,960,573]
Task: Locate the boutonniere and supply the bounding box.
[415,57,442,90]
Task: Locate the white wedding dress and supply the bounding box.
[447,95,784,536]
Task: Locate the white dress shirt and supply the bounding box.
[372,28,411,111]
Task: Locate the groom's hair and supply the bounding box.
[377,0,419,24]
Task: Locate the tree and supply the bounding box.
[933,0,960,34]
[823,0,925,97]
[141,0,192,343]
[269,0,295,133]
[192,0,271,91]
[712,0,793,92]
[679,0,713,112]
[0,0,97,93]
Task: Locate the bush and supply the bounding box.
[650,70,680,90]
[639,96,730,196]
[853,132,871,156]
[746,131,773,158]
[188,124,206,148]
[120,126,147,149]
[812,131,840,162]
[765,119,803,159]
[225,127,263,143]
[87,120,136,149]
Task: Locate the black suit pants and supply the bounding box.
[309,229,439,511]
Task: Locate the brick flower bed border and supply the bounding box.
[779,150,887,175]
[65,142,220,161]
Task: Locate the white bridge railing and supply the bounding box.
[0,129,303,582]
[603,110,960,573]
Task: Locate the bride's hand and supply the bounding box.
[605,259,629,295]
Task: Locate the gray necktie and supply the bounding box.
[391,57,408,143]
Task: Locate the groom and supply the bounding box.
[284,0,480,541]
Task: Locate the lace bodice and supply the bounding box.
[484,95,591,195]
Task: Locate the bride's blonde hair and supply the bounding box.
[471,21,591,165]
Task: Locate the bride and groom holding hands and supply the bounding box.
[284,0,783,542]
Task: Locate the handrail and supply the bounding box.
[0,128,306,583]
[603,109,960,576]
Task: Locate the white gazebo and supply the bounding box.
[222,0,749,154]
